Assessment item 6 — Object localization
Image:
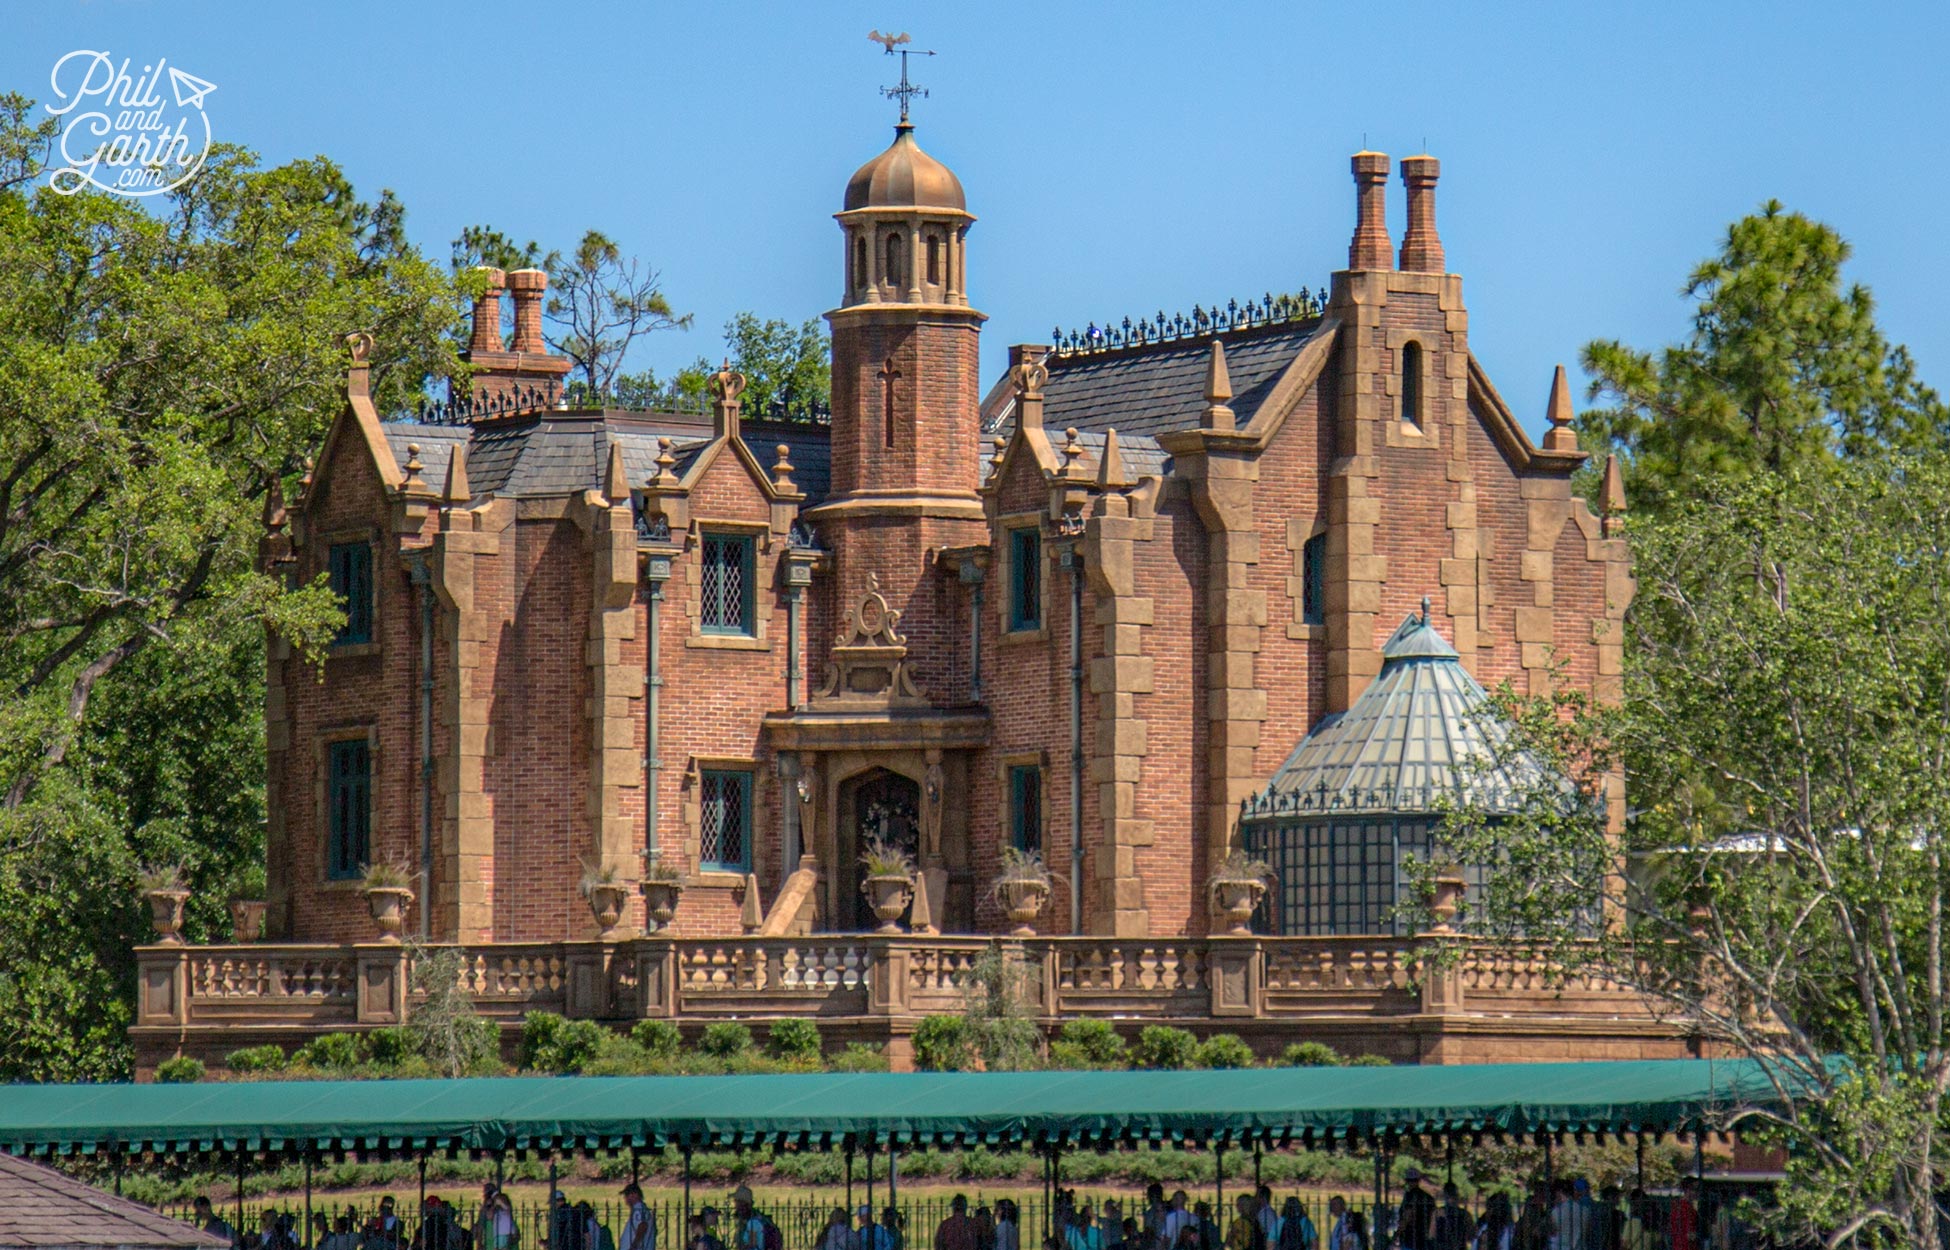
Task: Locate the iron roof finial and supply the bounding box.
[871,31,933,126]
[1421,595,1432,625]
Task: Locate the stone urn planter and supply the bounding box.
[229,899,268,943]
[997,879,1050,936]
[144,888,191,945]
[586,882,629,936]
[363,887,414,943]
[1208,850,1273,936]
[1430,870,1467,934]
[640,878,684,933]
[861,874,914,933]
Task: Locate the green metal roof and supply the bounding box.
[1244,606,1550,819]
[0,1060,1795,1158]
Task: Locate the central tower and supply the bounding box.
[807,122,987,697]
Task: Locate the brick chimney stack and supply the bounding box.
[1398,155,1444,273]
[507,268,548,354]
[1348,152,1393,271]
[468,268,506,354]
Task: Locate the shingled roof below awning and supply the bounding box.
[0,1152,227,1249]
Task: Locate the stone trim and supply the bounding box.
[994,511,1050,643]
[1283,517,1329,641]
[581,492,642,934]
[320,525,384,659]
[1324,270,1389,713]
[1382,327,1442,450]
[683,519,777,651]
[1083,484,1158,936]
[430,497,508,941]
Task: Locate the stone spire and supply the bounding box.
[443,443,471,503]
[1096,427,1130,490]
[604,441,630,505]
[1601,454,1628,536]
[1543,364,1579,452]
[1202,340,1235,431]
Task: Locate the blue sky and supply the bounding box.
[9,3,1948,438]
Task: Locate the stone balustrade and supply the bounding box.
[130,932,1678,1074]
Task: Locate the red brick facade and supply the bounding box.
[264,135,1630,948]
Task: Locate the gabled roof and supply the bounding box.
[0,1153,225,1250]
[1245,607,1553,819]
[1039,319,1327,441]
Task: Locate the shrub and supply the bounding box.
[911,1015,976,1071]
[225,1044,286,1074]
[1055,1019,1126,1066]
[1047,1041,1093,1070]
[1194,1033,1256,1070]
[155,1056,205,1084]
[520,1012,609,1073]
[698,1021,753,1058]
[631,1019,683,1058]
[518,1012,565,1070]
[1279,1041,1344,1068]
[769,1018,823,1061]
[365,1027,418,1068]
[1129,1025,1198,1070]
[1348,1053,1393,1067]
[294,1032,365,1069]
[827,1042,889,1074]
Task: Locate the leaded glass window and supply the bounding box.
[1009,764,1043,853]
[700,768,752,872]
[328,541,373,645]
[1008,526,1041,631]
[326,739,371,880]
[700,532,755,635]
[1302,532,1327,626]
[1247,816,1490,936]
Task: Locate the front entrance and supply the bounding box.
[843,768,921,930]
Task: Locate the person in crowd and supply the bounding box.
[881,1208,905,1250]
[853,1206,890,1250]
[1620,1193,1656,1250]
[1224,1195,1260,1250]
[937,1195,980,1250]
[974,1205,997,1250]
[1337,1213,1368,1250]
[1396,1169,1435,1250]
[192,1200,239,1250]
[1276,1198,1313,1250]
[547,1194,580,1250]
[1160,1194,1193,1250]
[489,1193,519,1250]
[371,1198,404,1250]
[1191,1203,1219,1250]
[321,1216,359,1250]
[1069,1203,1104,1250]
[1595,1187,1624,1250]
[1142,1186,1168,1248]
[310,1212,332,1250]
[1431,1182,1469,1250]
[1322,1200,1348,1250]
[1110,1218,1144,1250]
[577,1201,611,1250]
[994,1201,1020,1250]
[617,1188,653,1250]
[817,1210,852,1250]
[1473,1193,1513,1250]
[1250,1188,1279,1250]
[1666,1179,1701,1250]
[1099,1201,1122,1248]
[1511,1195,1550,1250]
[1172,1226,1202,1250]
[474,1187,500,1250]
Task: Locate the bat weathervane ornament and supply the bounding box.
[869,30,934,125]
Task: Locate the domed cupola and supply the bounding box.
[836,124,975,309]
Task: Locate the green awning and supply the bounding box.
[0,1060,1796,1158]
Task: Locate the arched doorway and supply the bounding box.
[841,768,921,930]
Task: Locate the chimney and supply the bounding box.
[1348,152,1393,271]
[468,267,506,354]
[1398,155,1444,273]
[507,268,548,354]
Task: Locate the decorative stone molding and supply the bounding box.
[814,576,927,707]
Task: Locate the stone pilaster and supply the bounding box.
[1325,271,1389,712]
[582,484,643,931]
[431,498,508,941]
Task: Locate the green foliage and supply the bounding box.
[362,1028,416,1068]
[293,1032,364,1069]
[1577,202,1948,510]
[1346,1054,1392,1067]
[0,94,461,1081]
[225,1044,286,1074]
[826,1042,889,1073]
[960,945,1043,1071]
[518,1011,565,1070]
[1053,1019,1125,1067]
[630,1019,683,1058]
[539,230,691,394]
[1279,1042,1344,1067]
[1192,1033,1256,1069]
[1130,1026,1198,1071]
[768,1017,822,1061]
[697,1021,753,1058]
[408,944,496,1077]
[154,1056,204,1084]
[911,1015,975,1072]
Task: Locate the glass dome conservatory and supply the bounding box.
[1239,601,1551,935]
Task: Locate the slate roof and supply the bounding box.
[380,412,833,505]
[1040,319,1327,442]
[1244,608,1556,819]
[0,1153,227,1250]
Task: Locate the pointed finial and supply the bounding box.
[443,442,471,503]
[1543,364,1579,452]
[1061,427,1085,477]
[1421,595,1432,624]
[740,872,764,934]
[604,441,630,505]
[1601,453,1627,534]
[772,443,797,491]
[989,434,1008,475]
[909,872,936,935]
[1202,340,1235,431]
[1096,428,1130,490]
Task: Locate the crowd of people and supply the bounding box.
[183,1172,1749,1250]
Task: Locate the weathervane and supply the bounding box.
[869,30,934,125]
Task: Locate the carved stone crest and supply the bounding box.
[814,575,926,706]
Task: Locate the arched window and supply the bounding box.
[926,234,942,285]
[884,233,905,289]
[1401,341,1424,428]
[852,237,867,291]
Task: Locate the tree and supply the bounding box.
[1577,202,1948,511]
[543,230,690,395]
[717,313,830,417]
[0,93,461,1079]
[1418,456,1950,1248]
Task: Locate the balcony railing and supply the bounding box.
[132,932,1656,1039]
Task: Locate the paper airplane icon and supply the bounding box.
[167,67,217,110]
